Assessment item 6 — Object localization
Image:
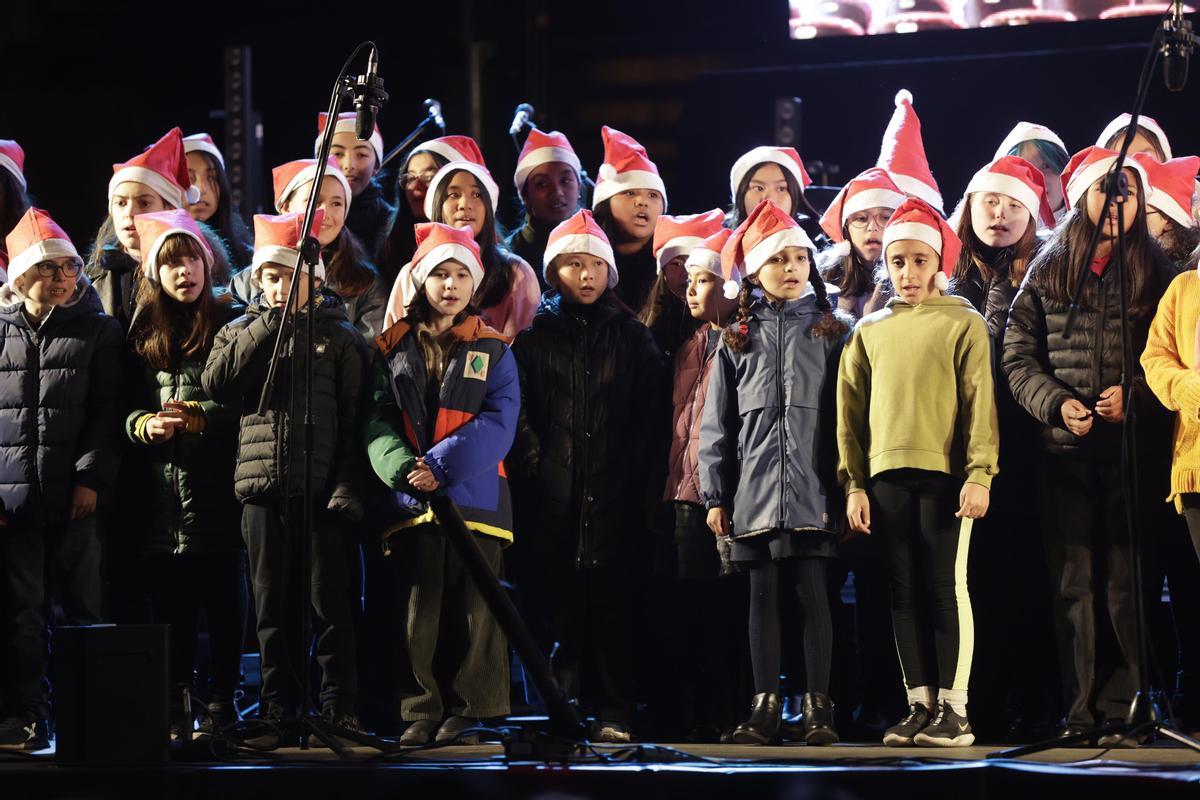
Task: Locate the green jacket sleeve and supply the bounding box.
[836,325,871,495]
[958,316,1000,489]
[364,354,419,493]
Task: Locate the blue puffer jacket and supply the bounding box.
[698,288,843,538]
[0,278,123,525]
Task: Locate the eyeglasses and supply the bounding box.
[400,169,438,188]
[846,212,892,230]
[35,259,83,278]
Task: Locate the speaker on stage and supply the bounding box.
[54,625,170,763]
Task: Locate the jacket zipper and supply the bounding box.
[1093,272,1106,404]
[776,310,786,529]
[29,327,41,501]
[171,370,183,553]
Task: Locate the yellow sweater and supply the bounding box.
[837,295,1000,494]
[1140,269,1200,512]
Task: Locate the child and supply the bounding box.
[1096,112,1173,161]
[508,209,663,742]
[1132,153,1200,267]
[183,133,253,270]
[365,222,519,746]
[993,122,1070,222]
[317,112,395,261]
[727,146,826,246]
[0,139,30,271]
[700,199,848,746]
[640,209,725,360]
[0,209,121,750]
[202,210,369,749]
[838,198,999,747]
[506,129,585,290]
[125,209,245,737]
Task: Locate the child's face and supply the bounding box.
[330,130,378,197]
[742,163,792,218]
[523,162,580,225]
[1085,168,1140,240]
[608,189,664,244]
[402,152,439,219]
[110,182,171,255]
[886,240,941,305]
[439,172,488,238]
[158,253,207,304]
[686,268,734,323]
[1144,207,1174,240]
[662,256,689,299]
[259,264,317,309]
[553,253,609,304]
[970,192,1032,248]
[1016,141,1065,211]
[752,246,810,301]
[186,152,220,223]
[20,257,81,307]
[1108,128,1163,160]
[283,176,347,247]
[423,260,474,318]
[846,206,892,264]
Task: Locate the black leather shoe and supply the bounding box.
[731,693,782,745]
[1058,723,1093,746]
[801,693,840,745]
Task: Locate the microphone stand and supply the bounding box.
[379,106,446,170]
[989,14,1200,758]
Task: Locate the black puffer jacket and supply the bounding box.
[86,245,140,332]
[508,292,665,568]
[1002,250,1178,455]
[201,290,369,518]
[0,279,122,525]
[345,179,395,263]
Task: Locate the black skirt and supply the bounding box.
[729,527,837,564]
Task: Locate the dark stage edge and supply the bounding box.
[3,742,1200,799]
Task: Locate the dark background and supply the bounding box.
[2,0,1197,247]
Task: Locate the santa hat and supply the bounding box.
[422,141,501,221]
[4,207,80,285]
[882,198,961,292]
[877,90,943,213]
[729,146,813,203]
[653,209,726,273]
[0,140,26,191]
[134,209,214,283]
[963,156,1056,229]
[543,209,618,287]
[1132,152,1200,229]
[591,126,668,210]
[272,157,353,214]
[722,199,816,299]
[316,112,384,165]
[251,210,326,280]
[818,167,907,258]
[684,227,733,278]
[109,127,200,209]
[409,135,478,167]
[514,129,582,192]
[993,122,1067,161]
[183,133,225,169]
[1095,113,1173,160]
[1062,146,1150,211]
[409,222,485,292]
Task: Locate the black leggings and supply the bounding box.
[747,558,832,695]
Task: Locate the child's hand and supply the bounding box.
[144,415,179,443]
[1060,398,1094,437]
[706,507,731,537]
[407,458,440,492]
[1094,385,1125,422]
[69,485,97,521]
[956,483,990,520]
[846,491,871,534]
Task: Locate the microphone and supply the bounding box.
[509,103,534,136]
[424,98,445,131]
[1162,0,1195,92]
[353,47,388,140]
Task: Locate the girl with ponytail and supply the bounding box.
[698,199,848,747]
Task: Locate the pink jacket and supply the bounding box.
[664,324,720,505]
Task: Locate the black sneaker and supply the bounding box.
[242,704,298,751]
[0,714,50,751]
[883,703,932,747]
[914,701,975,747]
[309,708,365,748]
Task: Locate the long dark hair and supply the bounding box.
[191,151,253,268]
[637,271,685,328]
[380,150,450,284]
[1159,222,1200,265]
[322,226,377,299]
[403,287,476,389]
[723,257,848,352]
[726,167,822,229]
[951,197,1039,288]
[820,226,878,299]
[429,168,514,311]
[0,169,30,242]
[130,234,224,370]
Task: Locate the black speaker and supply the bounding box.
[224,45,262,220]
[774,96,802,149]
[54,625,170,763]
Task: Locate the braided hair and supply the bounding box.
[722,250,849,352]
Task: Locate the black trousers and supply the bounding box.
[241,500,357,715]
[0,516,103,719]
[870,470,974,695]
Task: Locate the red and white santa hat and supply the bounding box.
[422,138,501,221]
[4,207,80,285]
[993,122,1067,161]
[881,198,961,292]
[653,209,726,273]
[109,127,200,209]
[514,129,582,192]
[316,112,384,165]
[543,209,618,287]
[721,199,816,299]
[251,210,326,280]
[1095,113,1173,161]
[183,133,225,169]
[877,90,943,214]
[409,135,478,167]
[134,209,214,283]
[963,155,1056,229]
[272,157,353,214]
[684,227,733,278]
[729,146,812,203]
[0,139,26,191]
[409,222,485,291]
[1132,152,1200,229]
[1062,146,1149,211]
[819,167,907,252]
[592,126,668,210]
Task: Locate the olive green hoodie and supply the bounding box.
[837,294,999,494]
